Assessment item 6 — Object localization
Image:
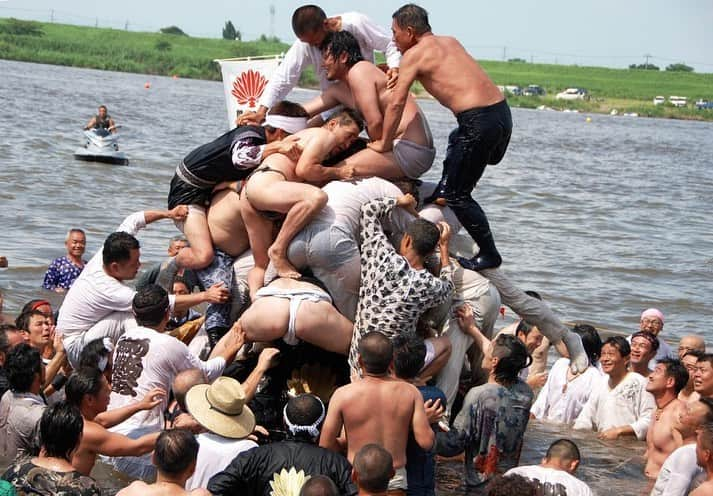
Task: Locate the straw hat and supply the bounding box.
[185,377,255,439]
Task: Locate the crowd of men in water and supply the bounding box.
[1,3,712,496]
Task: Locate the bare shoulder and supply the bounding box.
[116,481,148,495]
[190,489,212,496]
[690,481,713,496]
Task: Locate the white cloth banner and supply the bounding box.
[215,56,282,129]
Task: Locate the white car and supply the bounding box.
[556,88,588,100]
[653,96,665,105]
[669,96,687,107]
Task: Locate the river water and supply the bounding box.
[1,59,712,494]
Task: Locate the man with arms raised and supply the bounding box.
[238,5,400,126]
[651,397,713,496]
[370,4,511,273]
[57,207,229,368]
[644,358,689,478]
[304,30,435,179]
[320,332,435,493]
[241,109,362,290]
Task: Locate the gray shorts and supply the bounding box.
[393,139,436,179]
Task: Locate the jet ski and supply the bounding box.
[73,128,129,165]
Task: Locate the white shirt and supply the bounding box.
[505,465,594,496]
[259,12,400,109]
[531,358,604,424]
[650,443,703,496]
[318,178,411,237]
[57,211,175,342]
[573,372,655,440]
[185,433,257,490]
[108,326,225,432]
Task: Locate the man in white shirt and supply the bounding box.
[58,207,230,368]
[107,285,245,479]
[506,439,593,496]
[184,377,258,490]
[651,397,713,496]
[238,5,400,126]
[573,336,655,440]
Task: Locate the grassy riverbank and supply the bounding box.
[2,18,712,121]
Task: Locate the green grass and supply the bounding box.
[2,18,712,120]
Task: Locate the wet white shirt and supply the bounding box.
[573,372,655,440]
[318,178,410,237]
[186,433,257,490]
[650,443,703,496]
[259,12,400,109]
[57,211,175,341]
[506,465,594,496]
[531,358,604,424]
[108,326,225,432]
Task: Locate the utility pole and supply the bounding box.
[50,9,54,22]
[269,5,275,39]
[644,53,652,67]
[502,46,506,61]
[530,54,533,64]
[95,18,98,28]
[125,20,129,31]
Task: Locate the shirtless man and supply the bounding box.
[65,366,166,475]
[304,30,435,179]
[644,358,689,478]
[239,276,354,355]
[241,109,363,292]
[369,4,512,273]
[691,422,713,496]
[117,429,210,496]
[320,332,435,492]
[680,350,704,402]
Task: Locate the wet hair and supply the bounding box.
[358,332,393,375]
[40,401,83,461]
[696,353,713,368]
[323,31,364,68]
[353,444,393,493]
[171,276,190,294]
[172,369,207,412]
[405,218,440,257]
[103,231,140,266]
[572,324,603,365]
[18,299,52,317]
[491,334,530,385]
[291,5,326,36]
[6,344,42,393]
[524,290,542,300]
[154,429,199,475]
[15,309,46,333]
[169,234,187,244]
[65,367,105,407]
[392,4,432,34]
[392,333,426,380]
[486,474,537,496]
[299,475,339,496]
[328,107,365,133]
[0,325,10,356]
[602,336,630,357]
[132,285,170,327]
[98,105,107,111]
[79,338,111,371]
[699,422,713,453]
[683,349,706,361]
[65,228,86,242]
[285,394,325,440]
[657,358,689,394]
[632,331,661,353]
[545,439,581,462]
[515,319,536,337]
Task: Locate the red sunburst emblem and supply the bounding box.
[232,69,268,108]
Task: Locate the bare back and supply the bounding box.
[207,189,249,257]
[117,481,209,496]
[406,34,503,114]
[329,377,422,468]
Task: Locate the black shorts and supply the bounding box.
[167,174,211,210]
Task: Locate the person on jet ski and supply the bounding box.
[85,105,117,134]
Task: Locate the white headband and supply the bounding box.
[264,114,308,134]
[283,398,326,439]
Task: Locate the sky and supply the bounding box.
[2,0,712,72]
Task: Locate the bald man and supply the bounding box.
[678,335,706,359]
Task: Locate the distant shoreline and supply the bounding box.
[2,18,712,122]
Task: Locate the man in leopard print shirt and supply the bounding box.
[348,195,454,373]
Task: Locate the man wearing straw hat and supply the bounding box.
[184,376,259,490]
[208,394,356,496]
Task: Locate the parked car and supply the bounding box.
[504,85,522,96]
[669,96,687,107]
[653,96,665,105]
[522,85,545,96]
[695,99,713,110]
[556,88,588,100]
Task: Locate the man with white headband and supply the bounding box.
[208,394,357,495]
[166,100,309,274]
